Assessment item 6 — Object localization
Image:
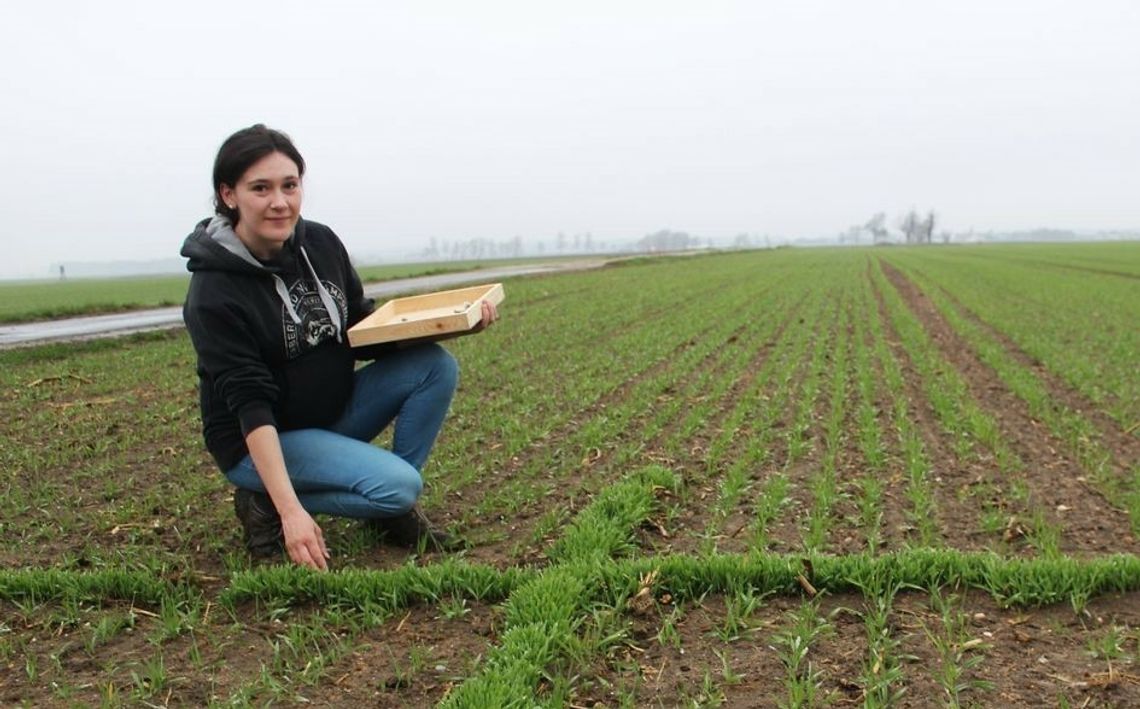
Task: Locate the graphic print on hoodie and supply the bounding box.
[284,277,346,357]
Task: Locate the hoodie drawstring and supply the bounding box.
[299,246,343,343]
[273,275,304,326]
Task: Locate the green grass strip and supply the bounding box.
[547,464,680,564]
[597,549,1140,610]
[220,559,532,609]
[443,465,678,707]
[0,568,176,604]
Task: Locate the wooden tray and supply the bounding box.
[347,283,504,347]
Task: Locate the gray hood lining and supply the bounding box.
[204,216,340,337]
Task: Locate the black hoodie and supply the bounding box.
[181,216,378,471]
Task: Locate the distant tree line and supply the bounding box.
[840,209,950,245]
[636,229,703,252]
[421,228,719,260]
[420,232,620,260]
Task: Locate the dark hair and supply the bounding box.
[212,124,306,224]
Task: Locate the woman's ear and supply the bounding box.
[219,184,237,209]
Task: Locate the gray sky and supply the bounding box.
[2,0,1138,278]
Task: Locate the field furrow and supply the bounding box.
[868,262,998,553]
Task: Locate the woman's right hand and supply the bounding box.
[281,507,330,571]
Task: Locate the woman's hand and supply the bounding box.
[479,299,499,328]
[281,507,330,571]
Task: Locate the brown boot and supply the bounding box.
[373,506,462,551]
[233,489,284,558]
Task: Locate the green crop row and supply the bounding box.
[871,259,1069,554]
[435,257,784,519]
[456,262,793,535]
[888,260,1140,534]
[881,245,1139,428]
[804,288,852,552]
[703,280,828,552]
[852,276,888,553]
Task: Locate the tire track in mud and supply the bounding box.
[868,266,1006,554]
[921,272,1139,474]
[878,260,1139,556]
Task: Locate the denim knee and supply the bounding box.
[426,343,459,390]
[376,464,423,514]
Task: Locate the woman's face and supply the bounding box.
[219,151,303,259]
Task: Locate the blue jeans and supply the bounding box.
[225,344,458,519]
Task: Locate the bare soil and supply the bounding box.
[574,590,1140,708]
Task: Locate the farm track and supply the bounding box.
[870,260,1015,554]
[879,260,1139,556]
[885,249,1139,429]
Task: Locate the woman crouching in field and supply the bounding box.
[180,124,496,570]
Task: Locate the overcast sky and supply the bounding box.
[2,0,1137,278]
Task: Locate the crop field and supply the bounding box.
[1,243,1138,707]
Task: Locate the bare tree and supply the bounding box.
[920,211,936,244]
[899,210,922,244]
[865,212,890,244]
